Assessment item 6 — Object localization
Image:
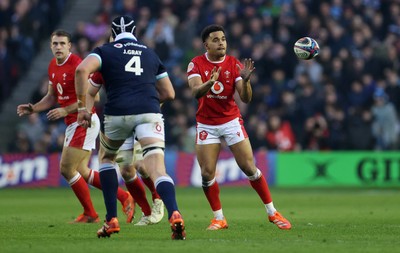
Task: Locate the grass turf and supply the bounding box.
[0,187,399,253]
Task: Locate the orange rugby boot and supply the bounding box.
[169,211,186,240]
[97,218,120,238]
[122,191,135,223]
[70,213,100,223]
[268,211,291,230]
[206,217,228,230]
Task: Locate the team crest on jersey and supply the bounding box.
[205,71,209,77]
[56,83,63,94]
[211,81,224,94]
[187,62,194,73]
[52,73,55,79]
[114,43,123,48]
[224,70,230,79]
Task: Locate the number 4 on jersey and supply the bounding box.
[125,56,144,75]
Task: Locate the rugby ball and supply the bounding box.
[293,37,320,60]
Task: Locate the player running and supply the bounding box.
[75,16,185,239]
[90,72,165,226]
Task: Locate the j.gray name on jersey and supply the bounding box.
[123,49,142,55]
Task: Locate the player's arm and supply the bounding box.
[75,54,100,110]
[156,76,175,103]
[17,84,56,116]
[235,58,255,104]
[75,54,100,127]
[86,81,101,111]
[188,66,221,99]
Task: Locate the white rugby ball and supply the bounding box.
[293,37,320,60]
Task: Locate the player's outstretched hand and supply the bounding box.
[77,110,92,128]
[17,103,34,116]
[210,66,221,83]
[47,108,68,121]
[237,58,255,82]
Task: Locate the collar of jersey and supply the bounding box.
[115,32,137,42]
[205,52,226,64]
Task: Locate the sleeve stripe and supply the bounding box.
[156,72,168,80]
[235,76,242,83]
[89,79,102,88]
[88,53,102,68]
[188,73,201,80]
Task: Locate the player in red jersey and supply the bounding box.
[16,29,134,224]
[187,24,291,230]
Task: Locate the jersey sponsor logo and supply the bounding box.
[155,123,162,132]
[187,62,194,73]
[57,83,63,94]
[211,81,224,94]
[199,130,208,140]
[114,43,123,48]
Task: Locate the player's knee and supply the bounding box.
[120,164,136,180]
[200,167,216,181]
[59,162,75,179]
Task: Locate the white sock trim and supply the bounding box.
[248,168,262,181]
[125,173,138,183]
[154,175,174,188]
[265,202,277,216]
[88,169,94,185]
[202,177,216,187]
[68,173,81,185]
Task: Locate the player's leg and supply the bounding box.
[196,122,227,230]
[60,146,99,223]
[136,114,185,240]
[196,143,228,230]
[96,133,125,237]
[116,146,152,225]
[133,141,164,224]
[227,118,291,230]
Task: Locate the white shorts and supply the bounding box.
[64,113,100,151]
[104,113,165,141]
[196,117,248,146]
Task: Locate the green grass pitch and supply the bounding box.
[0,187,399,253]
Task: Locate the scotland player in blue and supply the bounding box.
[74,16,185,240]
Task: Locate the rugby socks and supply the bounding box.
[155,176,179,219]
[69,173,97,217]
[248,169,275,214]
[202,178,222,211]
[125,175,152,216]
[141,176,161,201]
[87,169,130,205]
[99,163,119,222]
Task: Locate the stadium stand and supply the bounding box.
[2,0,400,153]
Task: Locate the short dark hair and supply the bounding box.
[201,24,225,42]
[50,29,71,42]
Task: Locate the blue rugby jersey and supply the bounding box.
[90,35,167,115]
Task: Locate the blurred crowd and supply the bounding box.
[0,0,67,107]
[6,0,400,154]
